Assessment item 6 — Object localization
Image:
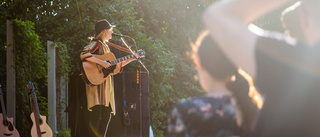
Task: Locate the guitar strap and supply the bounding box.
[105,41,131,53]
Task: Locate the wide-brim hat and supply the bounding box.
[95,19,116,36]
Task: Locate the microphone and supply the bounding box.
[112,33,130,38]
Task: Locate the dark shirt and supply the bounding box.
[166,96,243,137]
[251,32,320,137]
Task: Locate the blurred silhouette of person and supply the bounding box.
[203,0,320,136]
[165,31,257,137]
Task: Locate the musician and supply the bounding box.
[79,19,136,136]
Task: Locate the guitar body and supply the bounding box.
[30,112,53,137]
[81,52,121,85]
[0,114,19,137]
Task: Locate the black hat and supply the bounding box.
[95,19,116,36]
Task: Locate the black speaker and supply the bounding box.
[112,71,150,137]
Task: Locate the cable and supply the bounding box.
[103,112,112,137]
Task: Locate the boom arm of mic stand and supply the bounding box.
[120,38,149,74]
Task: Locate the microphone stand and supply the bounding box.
[120,37,149,74]
[120,37,148,137]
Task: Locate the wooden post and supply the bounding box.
[57,74,68,131]
[6,20,16,125]
[47,40,57,133]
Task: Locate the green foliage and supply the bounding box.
[0,0,207,135]
[1,0,206,135]
[12,19,48,136]
[53,42,71,132]
[134,0,207,134]
[54,128,71,137]
[0,4,7,84]
[54,42,72,78]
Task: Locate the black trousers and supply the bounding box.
[89,105,113,137]
[69,75,124,137]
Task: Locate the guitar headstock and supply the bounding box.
[27,82,35,92]
[137,49,146,58]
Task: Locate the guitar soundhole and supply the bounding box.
[2,120,14,131]
[2,119,9,126]
[39,118,43,125]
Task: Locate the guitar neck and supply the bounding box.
[110,54,136,66]
[31,90,42,137]
[0,85,7,120]
[31,91,41,120]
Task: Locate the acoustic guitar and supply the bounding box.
[81,49,145,85]
[0,84,20,137]
[27,82,53,137]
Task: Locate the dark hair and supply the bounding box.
[193,31,258,135]
[194,31,237,80]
